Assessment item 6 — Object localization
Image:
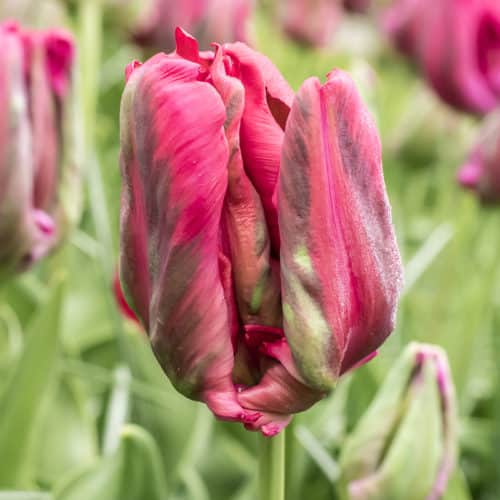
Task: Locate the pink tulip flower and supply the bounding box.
[119,28,402,435]
[0,22,78,277]
[458,109,500,202]
[384,0,500,114]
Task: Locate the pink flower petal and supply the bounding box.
[279,69,403,390]
[210,45,282,328]
[224,42,294,253]
[120,53,250,422]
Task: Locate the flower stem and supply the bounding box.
[77,0,131,363]
[259,431,286,500]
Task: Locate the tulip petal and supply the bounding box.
[43,30,75,99]
[237,361,323,428]
[420,0,499,114]
[28,33,59,213]
[210,46,282,328]
[457,153,483,190]
[224,42,294,252]
[279,69,402,391]
[120,54,251,422]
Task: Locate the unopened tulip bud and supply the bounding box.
[0,22,80,278]
[0,24,52,278]
[340,343,457,500]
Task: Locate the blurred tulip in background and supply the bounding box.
[277,0,342,47]
[340,343,457,500]
[132,0,255,52]
[0,22,80,279]
[384,0,500,114]
[458,109,500,203]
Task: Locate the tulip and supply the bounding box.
[383,0,500,114]
[133,0,254,53]
[119,28,402,435]
[276,0,342,47]
[457,109,500,202]
[340,343,457,500]
[0,22,80,278]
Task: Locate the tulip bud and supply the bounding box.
[119,29,402,435]
[133,0,254,53]
[276,0,342,47]
[458,109,500,202]
[0,24,46,278]
[0,22,80,278]
[340,343,457,500]
[383,0,500,114]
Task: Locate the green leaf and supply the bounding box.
[34,377,98,487]
[0,278,65,488]
[122,330,202,481]
[443,469,472,500]
[294,426,339,484]
[54,424,168,500]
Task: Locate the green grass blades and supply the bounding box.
[0,494,53,500]
[0,278,65,488]
[53,424,167,500]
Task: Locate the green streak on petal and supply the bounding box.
[293,245,313,274]
[250,280,264,314]
[282,271,336,391]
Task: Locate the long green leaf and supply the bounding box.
[0,279,64,487]
[54,424,168,500]
[0,494,52,500]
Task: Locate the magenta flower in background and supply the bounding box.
[458,109,500,202]
[277,0,342,47]
[0,22,79,278]
[384,0,500,114]
[119,28,403,436]
[133,0,254,52]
